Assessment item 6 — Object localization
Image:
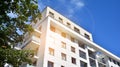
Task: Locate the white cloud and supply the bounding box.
[38,0,46,11]
[66,8,75,18]
[65,0,85,19]
[76,2,84,7]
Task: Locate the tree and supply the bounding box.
[0,48,34,67]
[0,0,41,66]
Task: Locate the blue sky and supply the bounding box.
[38,0,120,57]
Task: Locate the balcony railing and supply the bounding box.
[98,62,106,67]
[89,58,96,67]
[23,35,40,48]
[20,64,35,67]
[33,49,39,59]
[21,29,41,49]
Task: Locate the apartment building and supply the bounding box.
[18,7,120,67]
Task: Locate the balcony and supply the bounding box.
[22,29,41,49]
[22,38,39,62]
[19,29,41,63]
[97,57,106,64]
[96,52,106,64]
[24,35,40,47]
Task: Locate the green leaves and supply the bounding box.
[0,48,34,67]
[0,0,41,46]
[0,0,41,66]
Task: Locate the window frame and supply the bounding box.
[70,37,75,42]
[79,50,86,59]
[61,32,66,38]
[84,33,90,40]
[59,17,63,23]
[71,57,76,64]
[61,41,66,49]
[49,11,54,18]
[71,46,75,53]
[48,61,54,67]
[80,60,87,67]
[50,25,55,32]
[61,53,67,61]
[49,48,54,56]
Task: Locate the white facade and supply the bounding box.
[19,7,120,67]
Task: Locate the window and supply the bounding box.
[84,33,90,40]
[61,65,64,67]
[79,50,86,59]
[33,60,37,66]
[117,62,120,66]
[48,61,54,67]
[49,12,54,18]
[66,22,71,28]
[78,41,85,49]
[74,27,80,34]
[49,48,54,56]
[113,60,116,64]
[88,50,96,59]
[101,58,106,64]
[61,41,66,49]
[61,53,66,61]
[50,26,55,32]
[80,61,87,67]
[71,37,75,42]
[71,57,76,64]
[71,46,75,53]
[39,26,42,31]
[89,58,96,67]
[109,57,112,62]
[59,17,63,23]
[61,32,66,38]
